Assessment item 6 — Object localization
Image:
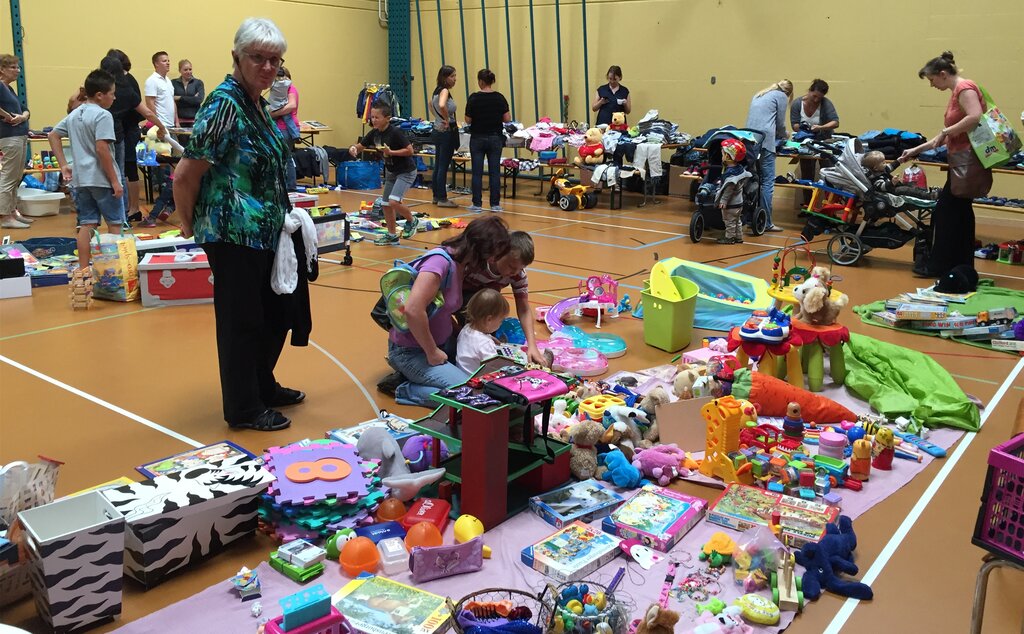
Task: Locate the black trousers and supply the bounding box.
[927,179,976,277]
[202,242,288,424]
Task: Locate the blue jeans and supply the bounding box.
[432,128,459,202]
[388,338,469,407]
[758,149,777,227]
[470,134,503,207]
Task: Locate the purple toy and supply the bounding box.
[631,444,689,486]
[402,435,450,472]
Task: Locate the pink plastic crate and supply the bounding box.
[972,433,1024,565]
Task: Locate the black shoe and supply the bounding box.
[268,385,305,407]
[228,409,291,431]
[127,211,142,222]
[912,266,938,278]
[376,371,405,398]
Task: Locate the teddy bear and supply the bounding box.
[568,418,606,480]
[634,604,679,634]
[609,111,628,133]
[792,270,849,326]
[673,365,702,400]
[794,515,873,601]
[597,448,644,488]
[632,444,689,486]
[574,127,605,166]
[638,385,671,443]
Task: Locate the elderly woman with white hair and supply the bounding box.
[173,17,304,431]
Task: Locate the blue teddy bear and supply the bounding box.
[598,448,645,488]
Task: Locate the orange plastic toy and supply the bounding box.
[404,522,443,552]
[339,536,380,577]
[376,498,408,523]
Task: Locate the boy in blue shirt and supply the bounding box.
[48,69,124,270]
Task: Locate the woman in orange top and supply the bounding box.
[900,51,987,279]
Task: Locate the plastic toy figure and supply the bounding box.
[849,439,871,481]
[871,427,895,470]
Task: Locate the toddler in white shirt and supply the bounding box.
[456,288,510,374]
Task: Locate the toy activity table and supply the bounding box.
[789,320,850,391]
[726,327,804,388]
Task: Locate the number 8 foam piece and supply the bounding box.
[265,440,375,506]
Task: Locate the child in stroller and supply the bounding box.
[688,128,769,243]
[798,138,936,266]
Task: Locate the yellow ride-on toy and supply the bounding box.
[546,169,599,211]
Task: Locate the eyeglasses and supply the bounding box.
[243,52,284,69]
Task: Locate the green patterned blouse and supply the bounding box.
[185,75,289,251]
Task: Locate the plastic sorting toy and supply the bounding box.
[339,536,380,577]
[536,339,609,377]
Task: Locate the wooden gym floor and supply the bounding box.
[1,179,1022,633]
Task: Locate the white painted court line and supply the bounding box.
[309,340,382,420]
[823,356,1024,634]
[0,353,203,448]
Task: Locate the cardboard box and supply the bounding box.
[138,252,214,307]
[601,485,706,552]
[18,491,125,631]
[101,455,272,588]
[528,479,624,529]
[0,275,31,299]
[520,521,621,582]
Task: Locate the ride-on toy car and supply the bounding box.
[547,169,599,211]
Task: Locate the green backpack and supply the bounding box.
[371,248,456,331]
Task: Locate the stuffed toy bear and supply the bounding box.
[568,418,605,480]
[673,365,701,399]
[575,127,605,166]
[609,111,628,133]
[597,448,644,488]
[639,385,671,443]
[635,604,679,634]
[792,275,848,326]
[794,515,873,601]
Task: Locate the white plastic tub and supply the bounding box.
[17,187,64,217]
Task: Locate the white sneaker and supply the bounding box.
[13,211,34,224]
[1,218,30,229]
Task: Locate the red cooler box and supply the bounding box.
[139,252,214,307]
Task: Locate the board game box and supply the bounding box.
[529,479,625,529]
[136,441,256,478]
[707,483,839,548]
[600,484,706,552]
[520,520,621,583]
[331,575,450,634]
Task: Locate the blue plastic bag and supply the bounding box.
[336,161,382,190]
[21,175,45,190]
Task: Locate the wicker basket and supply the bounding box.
[972,433,1024,566]
[448,587,550,634]
[538,581,629,634]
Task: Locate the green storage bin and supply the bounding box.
[641,276,699,352]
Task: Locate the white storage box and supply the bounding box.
[101,456,273,588]
[135,235,197,261]
[138,252,213,307]
[289,192,319,208]
[0,275,32,299]
[16,187,64,217]
[18,491,125,631]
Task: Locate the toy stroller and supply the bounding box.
[688,128,769,242]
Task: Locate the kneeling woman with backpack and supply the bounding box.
[385,215,512,406]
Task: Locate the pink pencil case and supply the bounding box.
[484,369,569,405]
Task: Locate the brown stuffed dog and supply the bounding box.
[635,604,679,634]
[792,275,848,326]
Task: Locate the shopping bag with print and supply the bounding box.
[90,232,140,302]
[969,86,1022,168]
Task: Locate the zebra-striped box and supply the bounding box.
[102,455,273,588]
[19,491,125,632]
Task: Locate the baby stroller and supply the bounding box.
[799,138,936,266]
[688,128,768,242]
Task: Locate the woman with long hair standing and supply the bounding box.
[431,65,459,208]
[745,79,793,232]
[464,69,510,212]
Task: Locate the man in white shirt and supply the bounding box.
[144,51,177,128]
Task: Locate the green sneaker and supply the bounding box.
[374,232,400,246]
[400,216,420,239]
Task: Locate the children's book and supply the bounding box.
[707,483,839,548]
[331,575,450,634]
[601,484,706,552]
[529,479,625,529]
[327,416,415,446]
[136,441,256,478]
[520,520,622,583]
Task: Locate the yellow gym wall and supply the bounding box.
[1,0,388,148]
[410,0,1024,197]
